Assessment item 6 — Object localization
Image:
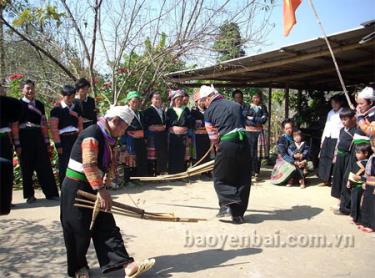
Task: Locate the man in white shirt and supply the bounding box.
[318,94,345,185]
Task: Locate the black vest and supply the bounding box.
[0,96,21,128]
[69,125,106,172]
[50,102,81,130]
[19,98,45,125]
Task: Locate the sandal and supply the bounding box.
[359,226,374,233]
[126,259,155,278]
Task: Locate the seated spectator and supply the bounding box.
[287,129,310,188]
[270,119,296,185]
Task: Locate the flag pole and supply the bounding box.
[306,0,355,109]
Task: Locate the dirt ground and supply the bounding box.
[1,168,374,278]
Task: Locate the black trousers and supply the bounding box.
[19,128,58,199]
[61,178,134,277]
[359,185,375,229]
[350,186,364,222]
[168,133,187,174]
[318,137,337,183]
[58,133,78,186]
[213,139,251,217]
[153,131,168,174]
[246,131,260,175]
[331,152,350,199]
[0,134,14,215]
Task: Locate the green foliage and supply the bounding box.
[12,4,65,28]
[213,21,245,62]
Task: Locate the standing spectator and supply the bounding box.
[121,91,148,184]
[16,80,59,203]
[243,91,268,178]
[331,108,357,206]
[232,89,247,109]
[191,91,212,167]
[50,85,83,186]
[355,87,375,136]
[0,84,22,214]
[74,78,97,129]
[318,95,345,185]
[358,136,375,233]
[143,92,168,176]
[346,143,372,223]
[166,90,194,174]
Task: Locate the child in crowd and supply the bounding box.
[346,143,372,224]
[287,129,310,188]
[358,136,375,233]
[331,108,357,210]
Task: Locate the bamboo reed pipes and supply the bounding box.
[130,160,214,181]
[74,190,206,223]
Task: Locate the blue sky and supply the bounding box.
[257,0,375,53]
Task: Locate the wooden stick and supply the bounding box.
[307,0,354,110]
[191,144,214,167]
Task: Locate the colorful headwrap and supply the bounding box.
[126,91,141,102]
[170,89,185,100]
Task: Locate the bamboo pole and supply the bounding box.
[130,160,214,181]
[191,144,214,167]
[307,0,354,110]
[267,87,272,158]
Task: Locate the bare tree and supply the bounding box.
[1,0,274,105]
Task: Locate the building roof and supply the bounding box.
[166,21,375,90]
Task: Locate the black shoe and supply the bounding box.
[216,206,231,218]
[333,209,349,215]
[46,196,60,201]
[26,196,37,204]
[232,216,245,224]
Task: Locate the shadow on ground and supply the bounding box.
[151,248,262,277]
[88,248,261,277]
[0,218,135,277]
[11,198,60,210]
[244,205,323,224]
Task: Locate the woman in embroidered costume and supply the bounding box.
[166,89,194,174]
[120,91,148,184]
[60,105,154,277]
[243,91,268,178]
[143,92,168,176]
[191,91,212,167]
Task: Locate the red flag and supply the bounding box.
[283,0,302,36]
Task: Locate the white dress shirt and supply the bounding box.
[321,108,343,142]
